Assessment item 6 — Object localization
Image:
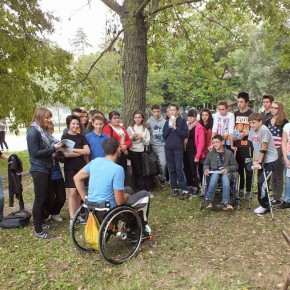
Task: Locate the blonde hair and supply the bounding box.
[31,108,52,129]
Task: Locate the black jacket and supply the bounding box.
[8,154,24,209]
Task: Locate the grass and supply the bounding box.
[1,177,290,290]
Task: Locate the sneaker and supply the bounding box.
[35,231,48,239]
[179,191,189,200]
[254,205,268,214]
[148,192,154,198]
[42,224,50,230]
[270,198,282,206]
[172,189,179,197]
[223,203,233,211]
[206,200,213,209]
[51,214,63,222]
[277,201,290,209]
[239,189,244,197]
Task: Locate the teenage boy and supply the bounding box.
[85,114,109,161]
[261,94,274,123]
[231,92,253,198]
[163,104,188,197]
[0,150,9,221]
[248,112,278,214]
[212,100,235,150]
[204,134,238,211]
[146,104,167,184]
[74,137,150,229]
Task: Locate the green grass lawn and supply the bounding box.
[1,180,290,290]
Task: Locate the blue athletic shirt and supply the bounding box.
[84,157,124,208]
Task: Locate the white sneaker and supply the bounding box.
[51,214,63,222]
[254,205,267,214]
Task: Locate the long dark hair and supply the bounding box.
[199,108,213,130]
[130,110,146,130]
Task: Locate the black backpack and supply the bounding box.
[0,209,31,229]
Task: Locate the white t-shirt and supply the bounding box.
[283,122,290,155]
[248,124,277,163]
[212,112,235,145]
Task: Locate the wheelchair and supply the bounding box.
[70,197,156,265]
[199,170,241,210]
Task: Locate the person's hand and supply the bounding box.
[221,168,228,175]
[204,169,210,176]
[231,146,237,152]
[285,159,290,168]
[252,161,261,170]
[54,142,63,151]
[194,158,199,162]
[120,144,127,152]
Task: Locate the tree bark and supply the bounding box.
[120,6,148,127]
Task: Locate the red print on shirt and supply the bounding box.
[252,136,261,142]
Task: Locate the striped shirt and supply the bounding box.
[266,119,288,148]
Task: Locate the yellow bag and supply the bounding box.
[85,212,100,250]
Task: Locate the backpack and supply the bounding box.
[0,209,31,229]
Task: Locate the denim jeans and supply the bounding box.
[165,147,187,190]
[152,145,166,182]
[0,176,4,220]
[284,156,290,203]
[206,172,231,204]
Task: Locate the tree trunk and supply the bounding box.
[120,8,148,127]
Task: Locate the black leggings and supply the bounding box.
[31,172,52,233]
[49,179,66,215]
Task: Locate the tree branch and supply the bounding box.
[79,29,123,84]
[151,0,201,15]
[135,0,152,17]
[100,0,123,14]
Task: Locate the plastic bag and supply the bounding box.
[85,212,100,250]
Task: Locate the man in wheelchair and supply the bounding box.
[203,134,239,211]
[74,137,150,234]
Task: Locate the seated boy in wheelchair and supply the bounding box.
[203,134,239,211]
[74,137,151,234]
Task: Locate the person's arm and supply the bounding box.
[27,128,59,158]
[162,120,171,140]
[72,144,90,156]
[195,126,205,162]
[123,128,132,149]
[282,130,290,167]
[114,189,129,205]
[0,151,9,160]
[73,168,89,201]
[174,118,189,138]
[223,151,239,173]
[142,128,151,146]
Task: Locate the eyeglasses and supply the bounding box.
[271,107,279,110]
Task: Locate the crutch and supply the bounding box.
[262,167,274,219]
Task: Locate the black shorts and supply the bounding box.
[64,169,79,188]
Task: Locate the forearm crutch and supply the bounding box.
[262,168,274,219]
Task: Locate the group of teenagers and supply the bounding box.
[22,91,290,239]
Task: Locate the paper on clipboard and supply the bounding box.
[208,170,222,174]
[60,139,75,154]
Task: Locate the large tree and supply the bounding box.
[0,0,73,131]
[99,0,290,125]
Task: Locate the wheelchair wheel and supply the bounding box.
[98,206,143,264]
[70,205,93,253]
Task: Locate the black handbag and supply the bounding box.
[141,146,160,177]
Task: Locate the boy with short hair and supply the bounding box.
[85,114,109,161]
[248,112,278,214]
[212,100,235,150]
[146,104,167,184]
[261,94,274,123]
[163,104,188,197]
[231,92,253,198]
[203,134,238,211]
